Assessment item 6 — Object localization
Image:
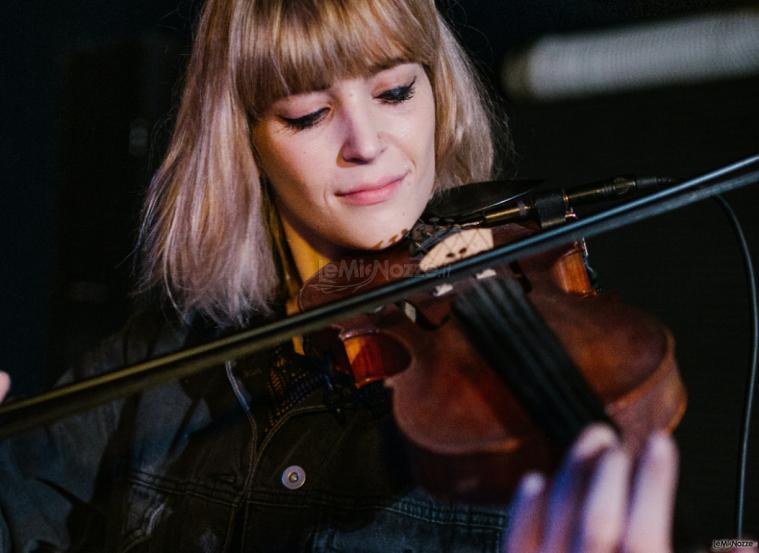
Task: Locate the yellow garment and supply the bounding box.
[274,208,392,378]
[281,217,332,298]
[273,213,332,354]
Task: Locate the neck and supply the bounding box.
[280,214,334,284]
[276,209,340,349]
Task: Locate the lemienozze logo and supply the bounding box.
[711,538,758,551]
[311,259,432,294]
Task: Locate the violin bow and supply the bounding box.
[0,153,758,439]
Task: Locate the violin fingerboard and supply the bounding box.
[452,276,615,450]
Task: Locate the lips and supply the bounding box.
[336,173,407,206]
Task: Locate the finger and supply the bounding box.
[540,424,619,553]
[573,446,631,553]
[506,472,547,553]
[622,432,679,553]
[0,371,9,403]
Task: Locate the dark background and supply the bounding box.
[2,0,758,548]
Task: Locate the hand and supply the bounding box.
[0,371,10,403]
[505,424,678,553]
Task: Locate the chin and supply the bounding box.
[325,198,426,252]
[342,224,415,252]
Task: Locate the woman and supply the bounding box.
[0,0,678,551]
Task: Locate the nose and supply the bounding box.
[339,102,385,164]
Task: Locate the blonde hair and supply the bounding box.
[139,0,501,327]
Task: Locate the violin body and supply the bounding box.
[299,222,686,503]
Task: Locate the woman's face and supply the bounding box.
[252,62,436,256]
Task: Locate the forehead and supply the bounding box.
[236,0,437,118]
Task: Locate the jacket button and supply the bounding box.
[281,465,306,490]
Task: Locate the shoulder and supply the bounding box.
[61,308,192,384]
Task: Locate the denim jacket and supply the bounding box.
[0,311,509,552]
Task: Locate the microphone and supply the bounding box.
[459,176,677,229]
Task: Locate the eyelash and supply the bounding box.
[281,78,417,131]
[378,78,417,105]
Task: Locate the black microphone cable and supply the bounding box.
[712,193,758,539]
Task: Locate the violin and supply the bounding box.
[0,154,756,476]
[299,208,686,503]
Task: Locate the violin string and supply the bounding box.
[489,278,612,438]
[453,276,609,448]
[477,279,586,442]
[477,277,598,444]
[490,282,590,444]
[495,278,611,429]
[454,280,573,444]
[453,281,552,433]
[469,280,574,442]
[514,288,611,429]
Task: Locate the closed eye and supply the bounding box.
[279,77,417,131]
[377,78,416,104]
[280,108,329,131]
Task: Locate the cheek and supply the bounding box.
[410,86,437,178]
[411,104,437,198]
[257,137,327,201]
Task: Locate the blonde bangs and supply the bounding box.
[237,0,439,119]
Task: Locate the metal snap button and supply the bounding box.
[281,465,306,490]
